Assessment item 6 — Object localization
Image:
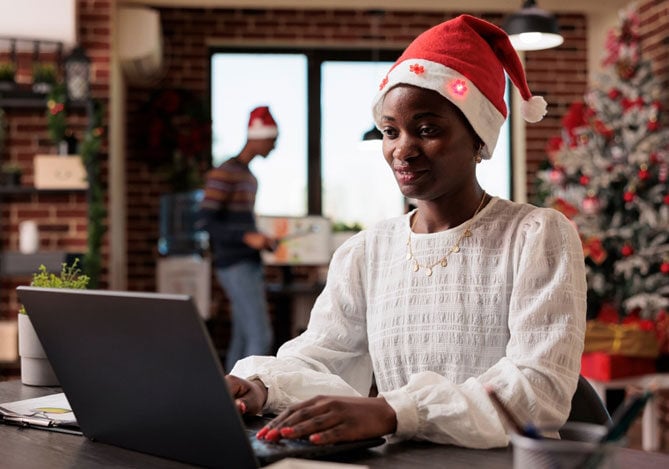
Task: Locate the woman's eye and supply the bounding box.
[419,126,438,136]
[382,128,397,138]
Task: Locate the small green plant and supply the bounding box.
[0,62,16,82]
[1,162,21,174]
[332,221,364,232]
[32,63,57,84]
[19,260,90,314]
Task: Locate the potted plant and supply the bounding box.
[0,62,16,91]
[18,259,89,386]
[0,163,22,187]
[32,63,58,94]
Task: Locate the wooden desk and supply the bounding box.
[2,380,669,469]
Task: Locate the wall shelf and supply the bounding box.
[0,86,88,110]
[0,186,87,196]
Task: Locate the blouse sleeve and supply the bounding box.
[379,208,587,447]
[230,232,375,412]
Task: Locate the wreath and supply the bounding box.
[143,89,211,192]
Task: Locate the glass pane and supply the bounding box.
[211,53,308,216]
[321,61,404,229]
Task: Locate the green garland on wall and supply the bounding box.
[79,100,106,288]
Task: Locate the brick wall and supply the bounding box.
[0,0,111,319]
[638,0,669,125]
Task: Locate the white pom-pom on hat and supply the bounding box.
[521,96,548,123]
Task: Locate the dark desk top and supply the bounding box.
[2,380,669,469]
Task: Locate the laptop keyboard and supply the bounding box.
[247,428,323,462]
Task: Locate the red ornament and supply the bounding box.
[582,195,600,215]
[664,194,669,205]
[549,168,565,185]
[608,88,621,100]
[579,174,590,185]
[623,191,635,202]
[661,262,669,274]
[637,168,650,180]
[648,120,659,131]
[621,244,634,257]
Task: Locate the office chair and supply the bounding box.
[559,374,611,439]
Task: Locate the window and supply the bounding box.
[211,53,308,217]
[211,49,511,227]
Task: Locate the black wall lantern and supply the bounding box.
[64,46,90,103]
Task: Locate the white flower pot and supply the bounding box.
[18,313,59,386]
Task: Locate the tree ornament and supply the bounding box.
[579,174,591,186]
[621,244,634,257]
[659,163,668,183]
[623,190,636,203]
[661,262,669,275]
[582,194,601,215]
[637,165,650,181]
[549,168,565,185]
[610,146,625,161]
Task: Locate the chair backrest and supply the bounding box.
[565,374,612,426]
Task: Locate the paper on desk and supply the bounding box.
[0,392,78,426]
[266,458,369,469]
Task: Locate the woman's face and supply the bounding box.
[380,85,479,202]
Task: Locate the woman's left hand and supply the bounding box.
[256,395,397,445]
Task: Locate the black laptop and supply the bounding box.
[17,286,384,468]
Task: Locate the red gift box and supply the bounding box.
[581,352,656,381]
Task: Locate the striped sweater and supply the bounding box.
[199,157,261,267]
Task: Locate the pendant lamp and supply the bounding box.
[362,125,383,141]
[503,0,564,51]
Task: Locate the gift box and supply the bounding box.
[583,320,659,358]
[581,352,656,381]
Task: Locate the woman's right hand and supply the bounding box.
[225,374,268,415]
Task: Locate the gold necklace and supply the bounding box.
[406,192,487,277]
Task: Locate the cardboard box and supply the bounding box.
[581,352,656,381]
[33,155,88,189]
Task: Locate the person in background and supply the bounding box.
[226,15,587,448]
[199,106,278,372]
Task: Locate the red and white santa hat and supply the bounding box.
[247,106,279,140]
[372,14,547,159]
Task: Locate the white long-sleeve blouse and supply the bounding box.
[231,197,587,448]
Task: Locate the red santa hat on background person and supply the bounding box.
[372,14,547,159]
[247,106,279,140]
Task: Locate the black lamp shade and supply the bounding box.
[362,125,383,141]
[503,0,564,51]
[64,46,91,103]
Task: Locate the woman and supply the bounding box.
[226,14,586,448]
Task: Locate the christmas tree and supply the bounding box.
[535,5,669,341]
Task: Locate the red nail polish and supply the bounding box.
[309,433,321,444]
[256,426,269,439]
[280,427,294,438]
[266,428,281,442]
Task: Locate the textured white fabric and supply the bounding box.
[231,197,587,448]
